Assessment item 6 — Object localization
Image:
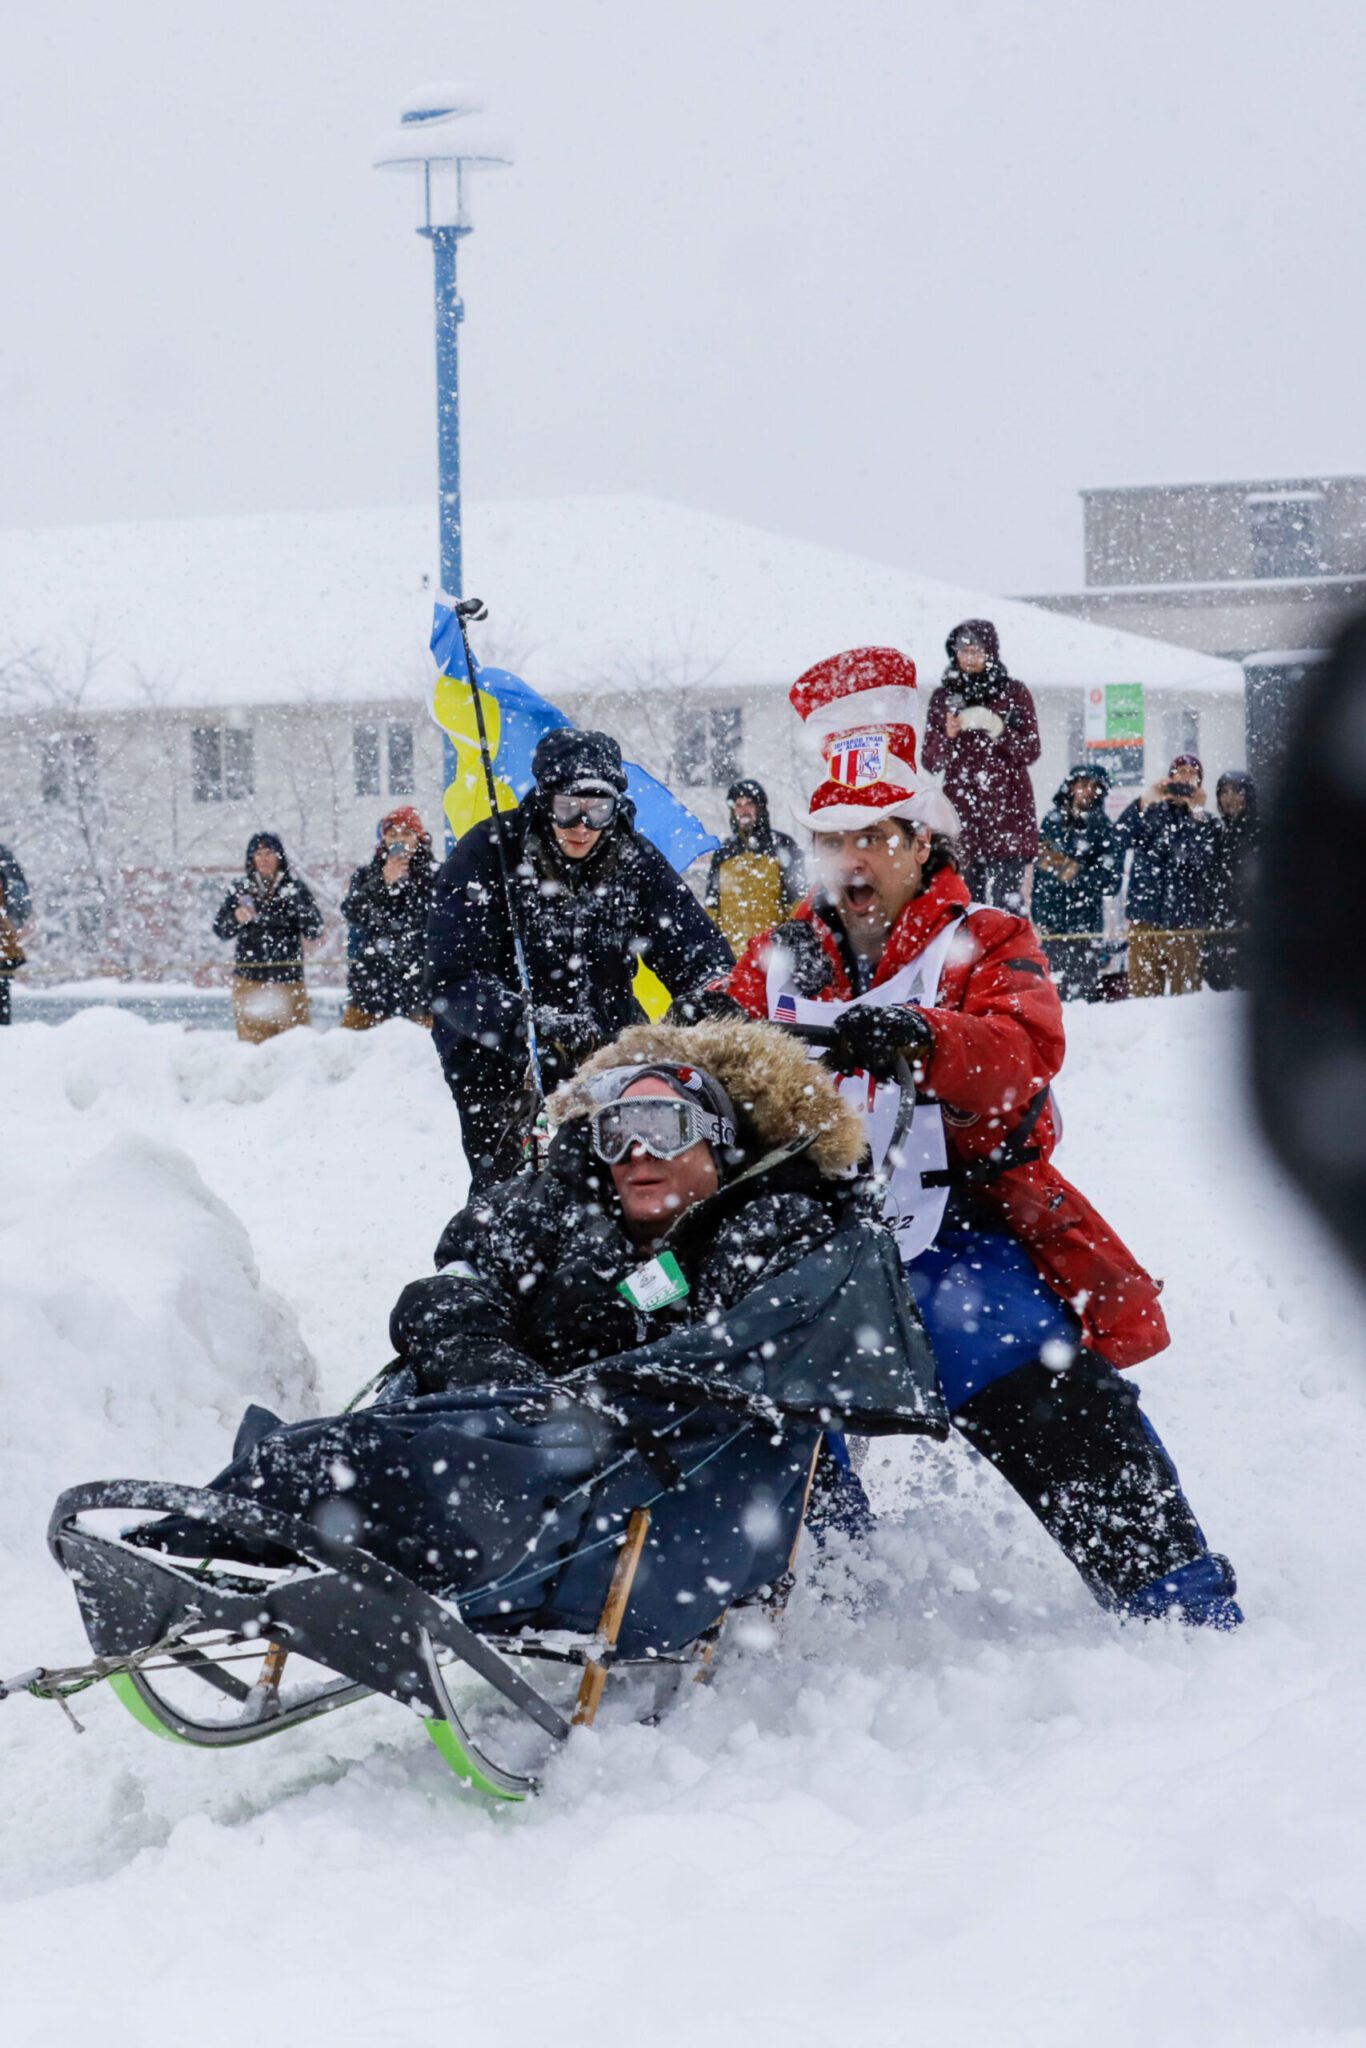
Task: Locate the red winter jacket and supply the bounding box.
[922,674,1042,862]
[724,867,1169,1368]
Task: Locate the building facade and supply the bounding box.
[1022,475,1366,661]
[0,494,1247,984]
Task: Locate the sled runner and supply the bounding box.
[16,1223,946,1803]
[43,1478,582,1800]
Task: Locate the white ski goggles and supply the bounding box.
[550,791,618,830]
[589,1096,732,1165]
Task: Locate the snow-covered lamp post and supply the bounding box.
[374,86,512,598]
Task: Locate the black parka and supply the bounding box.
[342,844,435,1017]
[1032,771,1123,936]
[0,844,32,928]
[425,796,734,1060]
[392,1117,853,1390]
[212,833,323,983]
[1209,775,1260,930]
[1116,798,1217,929]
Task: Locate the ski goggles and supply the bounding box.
[550,791,618,830]
[589,1095,731,1165]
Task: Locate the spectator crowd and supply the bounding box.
[0,615,1261,1035]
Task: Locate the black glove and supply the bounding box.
[829,1002,935,1081]
[669,984,750,1025]
[531,1006,602,1068]
[764,921,835,997]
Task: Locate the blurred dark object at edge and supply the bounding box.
[1251,609,1366,1283]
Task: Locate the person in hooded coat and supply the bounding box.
[703,645,1241,1628]
[1032,763,1124,1001]
[340,806,436,1029]
[1205,771,1260,991]
[0,841,32,1028]
[704,779,806,954]
[922,620,1041,909]
[212,831,324,1043]
[425,729,735,1190]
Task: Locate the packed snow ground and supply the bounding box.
[2,998,1364,2047]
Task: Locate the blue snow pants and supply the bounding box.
[898,1216,1241,1627]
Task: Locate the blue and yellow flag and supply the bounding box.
[430,598,721,1020]
[429,599,719,873]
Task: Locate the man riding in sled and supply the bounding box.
[697,646,1241,1629]
[135,1017,945,1648]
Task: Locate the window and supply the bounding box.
[353,723,382,797]
[675,706,743,787]
[224,728,255,800]
[72,732,98,801]
[192,726,255,802]
[1247,495,1321,580]
[192,727,221,802]
[1161,707,1200,766]
[40,736,67,804]
[39,732,98,804]
[387,722,415,796]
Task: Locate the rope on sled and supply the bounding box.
[0,1622,199,1732]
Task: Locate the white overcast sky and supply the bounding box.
[1,0,1361,591]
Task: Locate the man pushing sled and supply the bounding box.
[700,646,1242,1629]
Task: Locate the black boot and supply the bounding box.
[952,1353,1215,1608]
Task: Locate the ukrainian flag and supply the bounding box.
[430,597,721,1018]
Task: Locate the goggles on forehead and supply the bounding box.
[550,791,618,830]
[589,1095,733,1166]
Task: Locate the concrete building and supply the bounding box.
[0,496,1242,981]
[1023,474,1366,661]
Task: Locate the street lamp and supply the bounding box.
[374,84,512,598]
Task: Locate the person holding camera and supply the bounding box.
[922,619,1041,910]
[1115,754,1216,998]
[340,807,435,1030]
[212,831,324,1043]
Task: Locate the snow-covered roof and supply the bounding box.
[0,493,1243,714]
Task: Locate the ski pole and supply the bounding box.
[449,597,546,1106]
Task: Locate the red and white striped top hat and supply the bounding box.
[790,646,959,835]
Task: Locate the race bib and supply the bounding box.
[617,1252,691,1312]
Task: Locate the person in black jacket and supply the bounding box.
[1115,755,1216,997]
[341,806,436,1029]
[1205,771,1260,992]
[212,831,324,1043]
[391,1017,867,1395]
[425,729,735,1190]
[1032,764,1123,1001]
[0,842,32,1027]
[133,1019,923,1611]
[704,779,806,954]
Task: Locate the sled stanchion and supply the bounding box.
[764,1433,824,1626]
[241,1640,289,1724]
[692,1613,727,1685]
[572,1508,652,1729]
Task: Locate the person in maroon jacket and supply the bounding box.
[922,619,1041,910]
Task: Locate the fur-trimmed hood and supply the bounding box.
[549,1018,867,1178]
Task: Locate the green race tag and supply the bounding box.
[617,1251,691,1313]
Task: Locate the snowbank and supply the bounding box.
[1,998,1364,2046]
